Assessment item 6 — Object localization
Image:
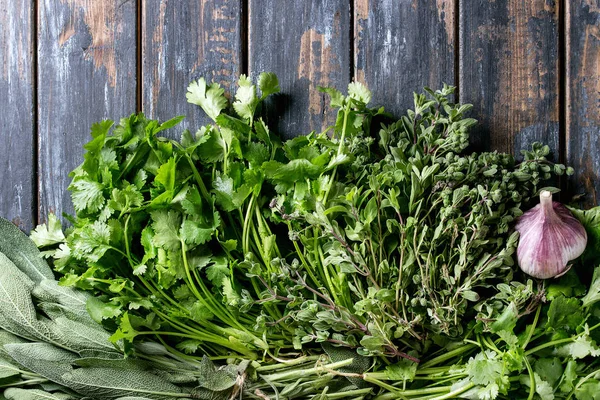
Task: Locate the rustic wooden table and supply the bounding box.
[1,0,599,232]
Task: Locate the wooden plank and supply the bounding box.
[0,0,35,231]
[354,0,456,118]
[142,0,242,133]
[37,0,137,221]
[566,1,600,206]
[249,0,350,138]
[459,0,560,153]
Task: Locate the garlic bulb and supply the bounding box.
[515,190,587,279]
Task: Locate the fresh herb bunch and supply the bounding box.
[36,73,569,364]
[0,216,373,400]
[265,84,574,357]
[37,73,298,359]
[25,72,600,400]
[362,258,600,400]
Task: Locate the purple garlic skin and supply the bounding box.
[515,190,587,279]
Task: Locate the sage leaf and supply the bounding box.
[115,398,156,400]
[3,388,74,400]
[0,217,54,283]
[0,265,54,342]
[47,317,117,355]
[37,303,96,328]
[61,367,183,399]
[4,343,76,385]
[32,279,90,311]
[0,363,21,384]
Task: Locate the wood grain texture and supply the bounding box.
[143,0,242,133]
[37,0,137,221]
[459,0,560,153]
[0,0,35,230]
[566,0,600,206]
[354,0,455,118]
[249,0,350,138]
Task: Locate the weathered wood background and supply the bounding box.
[1,0,599,231]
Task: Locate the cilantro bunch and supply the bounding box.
[39,73,296,359]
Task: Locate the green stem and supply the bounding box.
[255,355,322,372]
[427,383,475,400]
[523,303,542,350]
[323,103,351,204]
[324,388,373,399]
[363,376,404,397]
[184,154,211,201]
[525,337,576,356]
[524,356,536,400]
[243,194,257,255]
[419,344,477,369]
[567,368,600,400]
[261,359,354,382]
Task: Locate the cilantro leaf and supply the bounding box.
[465,351,504,387]
[176,339,204,355]
[82,119,114,178]
[86,297,122,323]
[348,81,372,104]
[31,214,65,247]
[582,267,600,308]
[186,78,228,121]
[258,72,280,99]
[490,302,518,333]
[205,257,229,287]
[547,296,584,333]
[180,219,216,246]
[535,357,563,387]
[71,220,112,262]
[154,156,177,191]
[151,210,182,251]
[69,177,105,214]
[233,75,258,122]
[318,86,345,108]
[575,380,600,400]
[555,333,600,359]
[559,360,578,393]
[109,183,143,213]
[571,206,600,262]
